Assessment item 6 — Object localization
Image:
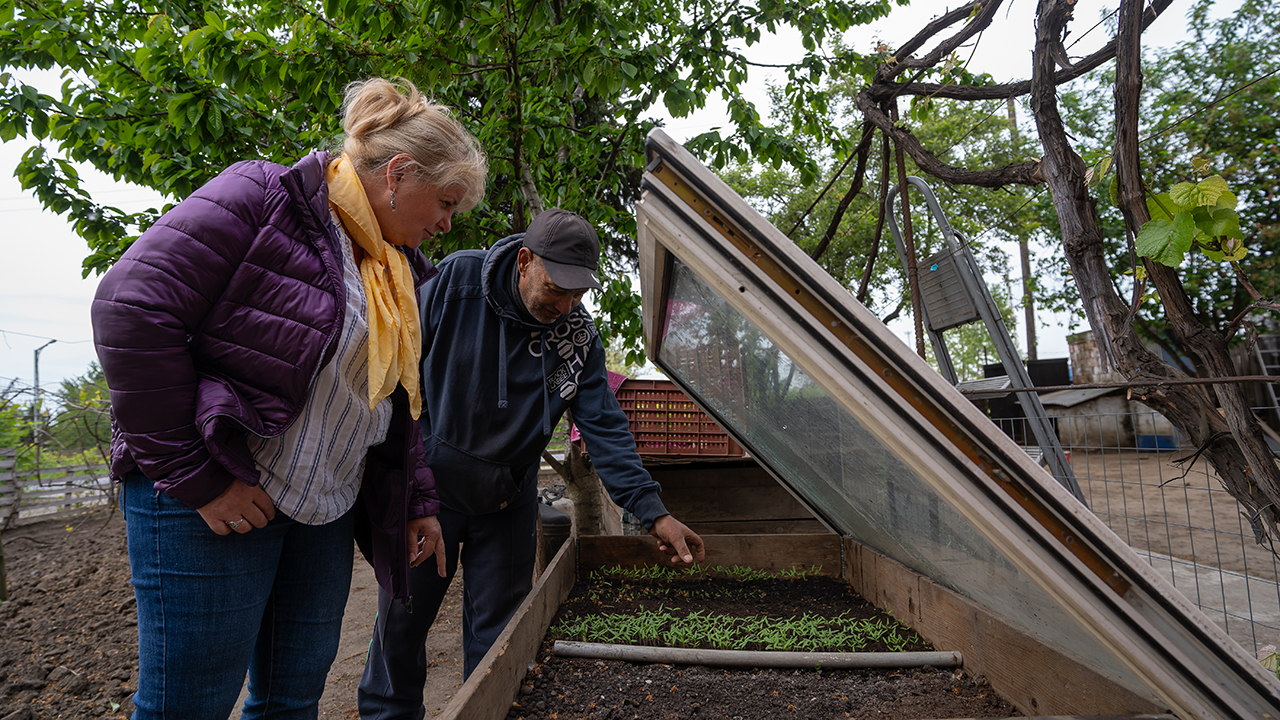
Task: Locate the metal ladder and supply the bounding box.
[886,176,1084,503]
[1256,332,1280,444]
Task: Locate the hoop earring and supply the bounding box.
[390,190,397,212]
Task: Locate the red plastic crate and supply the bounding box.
[615,379,744,457]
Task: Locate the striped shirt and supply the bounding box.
[247,212,394,524]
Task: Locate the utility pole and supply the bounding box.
[33,339,56,476]
[1008,98,1037,361]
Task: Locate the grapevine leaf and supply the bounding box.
[1169,174,1228,208]
[1214,188,1238,211]
[1145,192,1179,222]
[1199,205,1241,239]
[1136,210,1195,266]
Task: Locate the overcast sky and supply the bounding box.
[0,0,1225,397]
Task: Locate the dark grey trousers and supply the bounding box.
[357,485,538,720]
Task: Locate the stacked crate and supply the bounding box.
[615,379,744,457]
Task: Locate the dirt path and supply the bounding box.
[1070,448,1275,580]
[0,511,465,720]
[309,556,464,720]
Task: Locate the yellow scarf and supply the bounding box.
[326,153,422,419]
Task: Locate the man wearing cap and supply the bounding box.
[358,209,705,720]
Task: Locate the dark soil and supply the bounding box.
[508,571,1021,720]
[0,511,137,720]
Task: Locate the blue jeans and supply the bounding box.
[357,483,538,720]
[120,471,354,720]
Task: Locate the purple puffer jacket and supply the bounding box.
[91,150,438,601]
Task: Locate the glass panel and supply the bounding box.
[658,256,1146,689]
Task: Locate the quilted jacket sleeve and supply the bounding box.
[91,162,271,509]
[406,249,440,520]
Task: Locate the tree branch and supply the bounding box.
[810,121,875,261]
[866,0,1175,103]
[856,130,893,304]
[881,0,1002,82]
[855,90,1043,187]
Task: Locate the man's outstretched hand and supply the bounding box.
[649,514,706,565]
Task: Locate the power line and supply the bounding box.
[0,329,93,345]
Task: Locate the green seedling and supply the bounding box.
[551,607,921,653]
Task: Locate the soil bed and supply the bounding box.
[0,511,137,720]
[0,509,464,720]
[508,568,1020,719]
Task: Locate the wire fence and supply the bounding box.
[994,405,1280,658]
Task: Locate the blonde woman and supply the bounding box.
[92,77,486,720]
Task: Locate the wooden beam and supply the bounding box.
[648,466,818,524]
[579,534,842,576]
[686,519,829,535]
[842,537,1167,717]
[442,529,578,720]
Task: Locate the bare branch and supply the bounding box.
[882,0,1002,82]
[866,0,1175,103]
[856,131,893,304]
[808,128,872,262]
[855,91,1043,187]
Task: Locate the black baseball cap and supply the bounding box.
[522,209,603,291]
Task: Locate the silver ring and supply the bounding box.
[227,518,243,530]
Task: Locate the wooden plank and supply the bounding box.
[647,465,820,524]
[15,491,107,509]
[10,464,109,480]
[442,527,579,720]
[579,534,842,576]
[686,519,829,535]
[8,485,107,498]
[654,484,814,523]
[646,464,777,488]
[842,538,1165,718]
[23,471,109,482]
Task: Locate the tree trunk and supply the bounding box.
[1032,0,1280,540]
[545,438,611,537]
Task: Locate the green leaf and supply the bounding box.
[187,99,204,127]
[1136,211,1196,267]
[1169,174,1228,208]
[1196,205,1241,239]
[204,12,225,32]
[1214,189,1237,211]
[207,103,223,137]
[30,110,49,139]
[1145,192,1179,222]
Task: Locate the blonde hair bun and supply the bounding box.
[341,77,487,212]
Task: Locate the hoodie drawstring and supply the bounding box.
[498,319,551,436]
[497,322,509,409]
[541,332,552,436]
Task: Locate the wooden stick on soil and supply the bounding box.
[553,641,962,669]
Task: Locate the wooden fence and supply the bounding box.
[0,416,562,529]
[0,448,112,529]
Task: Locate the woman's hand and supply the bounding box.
[408,515,447,577]
[197,480,277,535]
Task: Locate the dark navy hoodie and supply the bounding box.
[417,234,668,526]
